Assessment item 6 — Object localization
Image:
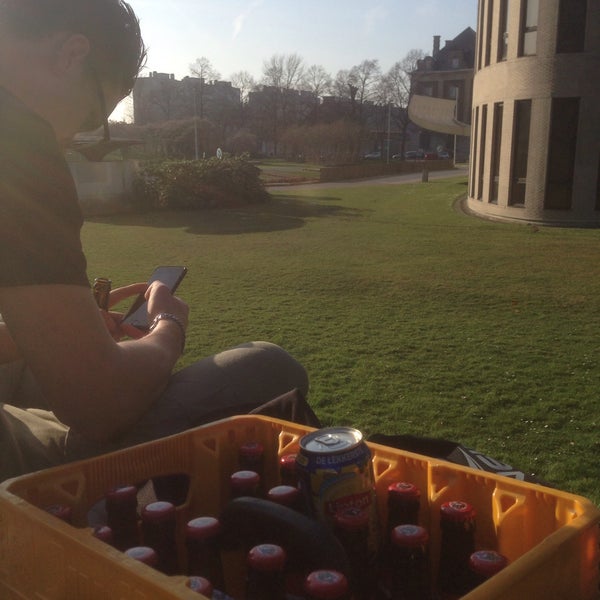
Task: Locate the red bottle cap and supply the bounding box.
[230,470,260,490]
[141,501,176,523]
[267,485,301,506]
[187,576,214,595]
[186,516,221,540]
[440,500,476,522]
[125,546,158,566]
[304,570,349,599]
[391,524,429,548]
[106,484,138,508]
[279,453,297,470]
[44,504,73,523]
[333,506,369,532]
[388,481,421,500]
[92,525,114,544]
[239,441,264,458]
[247,543,286,572]
[469,550,509,577]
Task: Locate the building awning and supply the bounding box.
[408,95,471,137]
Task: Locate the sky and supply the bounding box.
[113,0,478,120]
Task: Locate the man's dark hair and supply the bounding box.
[0,0,146,96]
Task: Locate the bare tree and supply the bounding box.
[386,49,425,158]
[262,53,304,90]
[349,59,382,108]
[189,57,221,119]
[189,56,221,82]
[230,70,257,104]
[302,64,332,97]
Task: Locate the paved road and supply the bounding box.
[268,166,468,192]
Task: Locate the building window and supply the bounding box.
[470,106,479,198]
[498,0,509,61]
[422,84,434,97]
[509,100,532,206]
[477,0,485,69]
[489,102,504,204]
[477,104,488,200]
[519,0,539,56]
[556,0,587,53]
[484,0,494,66]
[545,98,580,210]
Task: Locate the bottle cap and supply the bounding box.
[247,543,286,572]
[141,501,176,523]
[187,576,214,595]
[279,453,297,470]
[239,441,264,458]
[92,525,114,544]
[391,524,429,548]
[333,506,369,532]
[106,484,138,508]
[125,546,158,566]
[440,500,476,522]
[388,481,421,500]
[230,470,260,490]
[44,504,73,523]
[267,485,301,506]
[469,550,509,577]
[186,516,221,540]
[304,569,349,599]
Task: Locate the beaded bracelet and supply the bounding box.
[148,312,186,353]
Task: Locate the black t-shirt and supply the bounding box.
[0,87,89,288]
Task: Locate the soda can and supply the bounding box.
[296,427,379,554]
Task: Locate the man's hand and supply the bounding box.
[99,283,147,341]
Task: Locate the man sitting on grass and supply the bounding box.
[0,0,318,483]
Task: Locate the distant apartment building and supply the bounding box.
[467,0,600,226]
[410,27,476,160]
[132,72,240,126]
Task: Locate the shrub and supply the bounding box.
[132,155,269,211]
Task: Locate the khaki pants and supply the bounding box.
[0,342,318,482]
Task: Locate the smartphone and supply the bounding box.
[122,266,187,330]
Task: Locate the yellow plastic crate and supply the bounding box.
[0,415,598,599]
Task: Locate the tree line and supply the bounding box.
[112,50,426,163]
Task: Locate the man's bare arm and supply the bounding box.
[0,282,188,441]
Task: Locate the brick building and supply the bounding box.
[409,27,476,160]
[467,0,600,226]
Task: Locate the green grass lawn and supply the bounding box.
[82,176,600,505]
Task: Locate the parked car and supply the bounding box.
[438,150,452,159]
[424,151,438,160]
[404,149,425,160]
[363,151,382,160]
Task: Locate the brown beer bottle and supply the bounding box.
[467,550,508,590]
[230,470,261,499]
[106,484,139,551]
[124,546,159,568]
[304,570,351,600]
[436,500,476,598]
[92,525,114,545]
[389,524,431,600]
[185,516,225,590]
[187,576,214,596]
[387,482,421,528]
[267,485,304,512]
[141,501,178,575]
[44,504,73,524]
[279,453,299,487]
[245,543,287,600]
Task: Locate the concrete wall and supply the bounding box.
[69,160,140,216]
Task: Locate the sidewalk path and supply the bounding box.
[267,166,468,192]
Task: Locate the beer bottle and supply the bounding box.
[245,543,287,600]
[92,277,111,310]
[44,504,73,524]
[124,546,159,568]
[333,506,374,600]
[304,570,350,600]
[279,453,299,487]
[437,500,476,598]
[141,501,178,575]
[92,525,114,545]
[185,516,225,590]
[239,441,265,475]
[389,524,431,600]
[230,470,261,499]
[387,482,421,528]
[267,485,303,512]
[467,550,508,589]
[106,484,139,551]
[187,575,214,596]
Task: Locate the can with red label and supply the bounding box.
[296,427,379,555]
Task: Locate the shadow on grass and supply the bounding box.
[87,195,364,235]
